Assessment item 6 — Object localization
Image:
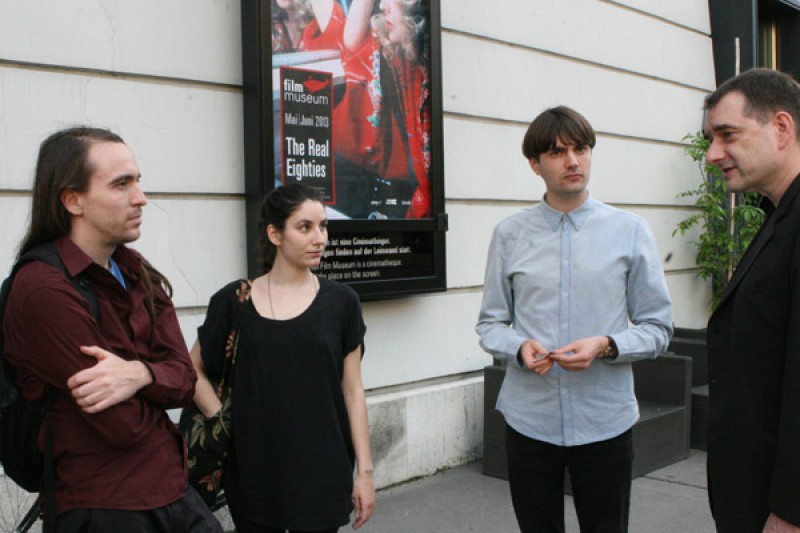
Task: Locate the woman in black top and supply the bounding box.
[189,184,375,532]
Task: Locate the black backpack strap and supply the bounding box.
[1,242,98,532]
[2,241,97,406]
[13,243,99,324]
[1,243,98,410]
[0,275,20,409]
[41,396,56,533]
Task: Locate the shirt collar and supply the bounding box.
[55,236,95,277]
[54,236,140,280]
[539,194,595,232]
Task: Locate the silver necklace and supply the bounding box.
[266,273,318,319]
[267,273,276,319]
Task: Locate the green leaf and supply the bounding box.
[672,131,765,310]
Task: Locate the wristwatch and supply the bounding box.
[601,336,619,359]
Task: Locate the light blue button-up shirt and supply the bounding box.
[476,196,673,446]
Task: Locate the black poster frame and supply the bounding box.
[241,0,447,300]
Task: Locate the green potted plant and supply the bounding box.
[673,131,765,310]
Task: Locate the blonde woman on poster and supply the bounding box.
[334,0,432,219]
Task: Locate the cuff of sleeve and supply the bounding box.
[601,334,628,364]
[604,336,619,360]
[138,361,161,399]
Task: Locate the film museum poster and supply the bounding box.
[270,0,437,287]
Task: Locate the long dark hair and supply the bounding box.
[18,126,173,307]
[17,126,124,259]
[258,183,323,273]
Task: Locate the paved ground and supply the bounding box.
[1,451,714,532]
[355,450,714,533]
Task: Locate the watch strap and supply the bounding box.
[603,336,619,360]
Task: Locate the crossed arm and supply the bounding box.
[67,346,154,413]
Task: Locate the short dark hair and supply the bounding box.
[705,68,800,135]
[521,106,596,160]
[18,126,125,259]
[257,183,324,273]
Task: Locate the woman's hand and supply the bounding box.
[342,345,375,529]
[352,469,375,529]
[763,513,800,532]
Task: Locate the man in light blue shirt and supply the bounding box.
[476,106,673,533]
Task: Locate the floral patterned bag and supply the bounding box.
[179,279,251,509]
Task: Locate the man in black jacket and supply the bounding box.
[704,68,800,532]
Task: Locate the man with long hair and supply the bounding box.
[1,126,222,532]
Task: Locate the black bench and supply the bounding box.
[668,328,708,450]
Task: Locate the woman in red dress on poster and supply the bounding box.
[334,0,432,219]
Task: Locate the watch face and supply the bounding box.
[604,337,617,358]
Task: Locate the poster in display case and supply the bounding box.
[241,0,446,299]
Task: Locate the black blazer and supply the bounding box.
[707,175,800,531]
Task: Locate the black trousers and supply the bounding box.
[506,424,633,533]
[55,487,223,533]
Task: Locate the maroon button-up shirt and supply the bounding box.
[2,237,195,514]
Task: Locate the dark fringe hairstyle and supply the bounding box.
[521,106,596,161]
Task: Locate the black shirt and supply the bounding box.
[198,277,365,529]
